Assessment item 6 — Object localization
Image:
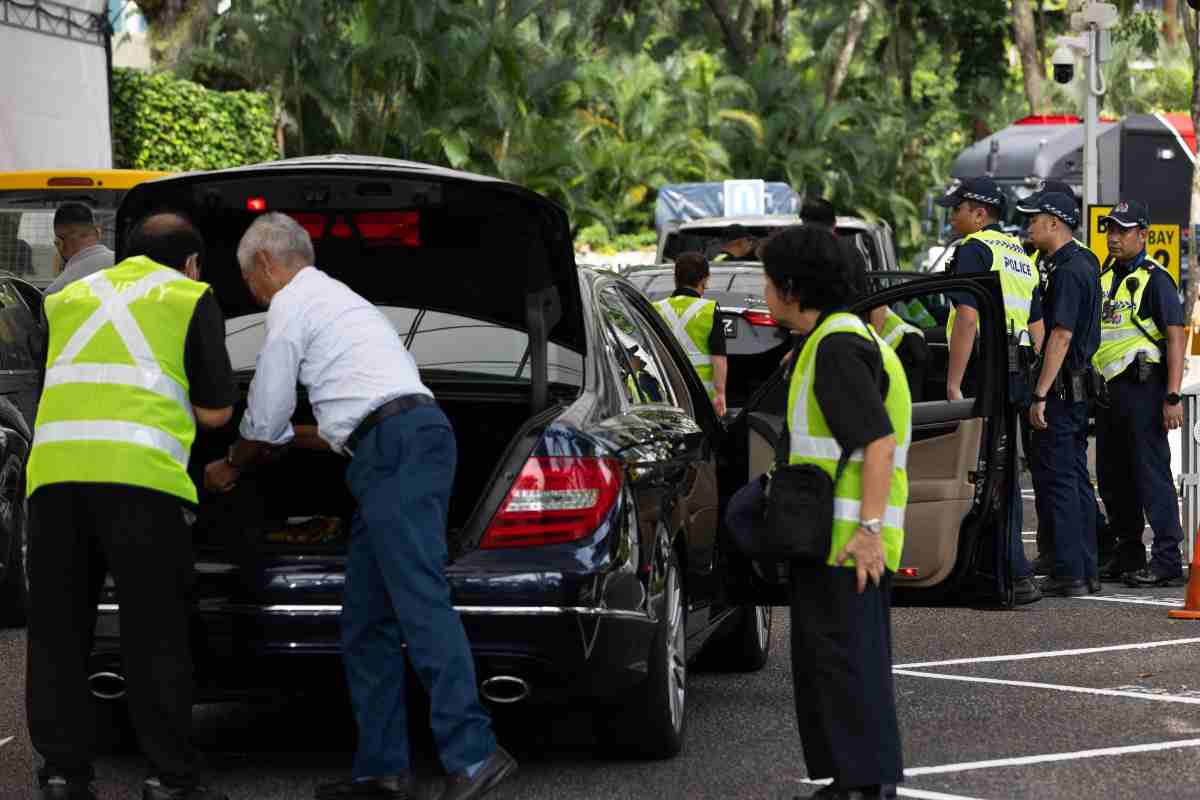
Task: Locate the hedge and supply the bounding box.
[111,67,279,171]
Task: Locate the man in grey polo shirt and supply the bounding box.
[45,203,113,296]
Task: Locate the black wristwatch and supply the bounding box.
[1031,393,1047,403]
[1166,392,1182,406]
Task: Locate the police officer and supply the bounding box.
[1025,193,1102,596]
[653,251,728,415]
[25,214,236,800]
[1016,180,1107,577]
[1092,200,1188,587]
[936,176,1044,603]
[876,307,931,402]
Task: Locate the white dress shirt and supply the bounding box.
[239,266,432,453]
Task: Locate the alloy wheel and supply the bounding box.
[665,565,686,732]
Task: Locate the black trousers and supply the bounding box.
[1096,374,1185,576]
[790,565,903,788]
[25,483,200,786]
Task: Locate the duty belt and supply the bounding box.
[345,394,436,455]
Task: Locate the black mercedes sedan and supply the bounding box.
[88,156,772,759]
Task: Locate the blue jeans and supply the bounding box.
[342,404,495,778]
[1032,397,1097,580]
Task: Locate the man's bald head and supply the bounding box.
[125,212,206,273]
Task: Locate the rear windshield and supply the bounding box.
[0,189,126,288]
[226,306,584,387]
[664,224,883,271]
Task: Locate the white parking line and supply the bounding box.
[799,779,987,800]
[894,636,1200,669]
[903,737,1200,777]
[1074,595,1183,608]
[893,669,1200,705]
[0,736,12,748]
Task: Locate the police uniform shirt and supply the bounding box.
[670,287,728,356]
[811,313,894,453]
[1107,249,1185,334]
[1041,240,1101,368]
[950,223,1044,323]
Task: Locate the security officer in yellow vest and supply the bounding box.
[937,176,1046,400]
[760,225,907,800]
[24,214,236,800]
[936,176,1044,603]
[1092,200,1188,588]
[653,252,729,415]
[1024,193,1103,597]
[1015,180,1109,579]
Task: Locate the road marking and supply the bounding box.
[799,779,987,799]
[903,737,1200,777]
[894,636,1200,669]
[0,736,11,748]
[1075,595,1183,608]
[893,669,1200,705]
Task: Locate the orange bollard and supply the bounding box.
[1169,527,1200,620]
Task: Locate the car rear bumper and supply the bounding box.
[92,601,658,703]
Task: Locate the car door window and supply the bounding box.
[0,279,36,370]
[596,284,675,407]
[618,287,695,416]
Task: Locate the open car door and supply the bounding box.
[718,272,1018,606]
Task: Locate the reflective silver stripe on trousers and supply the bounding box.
[833,499,906,530]
[1101,346,1162,380]
[33,420,188,466]
[43,363,189,409]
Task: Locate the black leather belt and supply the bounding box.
[345,394,436,454]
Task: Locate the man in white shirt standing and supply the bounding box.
[45,203,114,296]
[203,213,515,800]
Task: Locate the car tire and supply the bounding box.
[0,453,28,628]
[706,605,771,673]
[594,547,686,759]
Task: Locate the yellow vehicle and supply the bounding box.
[0,170,171,290]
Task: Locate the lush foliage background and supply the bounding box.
[111,67,278,171]
[127,0,1194,263]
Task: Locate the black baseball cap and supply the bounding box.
[1016,179,1076,214]
[935,176,1006,210]
[1028,192,1079,228]
[1099,200,1151,229]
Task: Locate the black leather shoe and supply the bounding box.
[142,779,228,800]
[1014,576,1042,605]
[315,776,411,800]
[439,747,517,800]
[1031,553,1054,576]
[1038,576,1089,597]
[38,777,97,800]
[1123,568,1186,588]
[1100,557,1144,580]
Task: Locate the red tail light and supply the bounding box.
[743,310,778,327]
[897,567,920,578]
[288,212,326,239]
[356,211,420,246]
[46,176,94,187]
[480,457,623,549]
[246,196,267,212]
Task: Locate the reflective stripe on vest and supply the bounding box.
[27,256,208,503]
[880,308,923,349]
[654,296,716,396]
[1092,261,1169,381]
[945,229,1038,339]
[787,312,912,571]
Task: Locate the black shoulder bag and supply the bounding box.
[739,327,876,562]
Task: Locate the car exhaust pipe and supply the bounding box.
[479,675,531,704]
[88,671,126,701]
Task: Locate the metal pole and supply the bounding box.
[1084,23,1099,225]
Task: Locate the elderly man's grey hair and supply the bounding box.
[237,212,315,272]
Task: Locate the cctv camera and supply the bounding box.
[1052,45,1075,84]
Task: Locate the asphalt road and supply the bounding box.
[2,486,1197,800]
